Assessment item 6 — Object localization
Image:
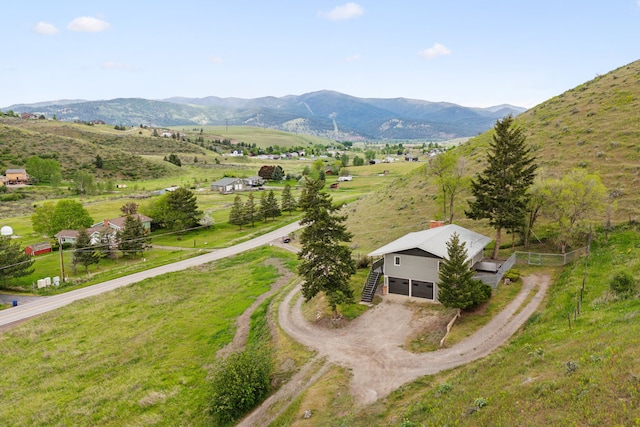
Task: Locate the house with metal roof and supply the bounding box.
[210,177,245,193]
[362,224,492,302]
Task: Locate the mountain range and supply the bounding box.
[3,91,525,141]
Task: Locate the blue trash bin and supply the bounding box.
[12,300,18,307]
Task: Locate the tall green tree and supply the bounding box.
[73,229,99,273]
[0,236,35,288]
[266,190,281,220]
[298,178,356,318]
[229,195,247,229]
[429,150,469,224]
[271,165,284,181]
[438,232,491,310]
[116,215,151,258]
[259,191,269,222]
[244,193,256,227]
[32,200,93,237]
[281,184,297,215]
[25,156,62,185]
[148,187,202,231]
[72,171,97,195]
[543,169,607,253]
[466,115,537,258]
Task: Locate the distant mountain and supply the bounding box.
[3,91,526,141]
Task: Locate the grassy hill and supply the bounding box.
[347,59,640,253]
[458,59,640,220]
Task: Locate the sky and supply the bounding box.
[1,1,640,109]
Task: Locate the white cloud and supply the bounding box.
[419,43,452,59]
[208,56,224,64]
[346,54,361,62]
[34,21,59,35]
[319,2,364,21]
[101,61,136,72]
[67,16,110,32]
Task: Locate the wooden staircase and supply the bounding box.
[360,258,384,303]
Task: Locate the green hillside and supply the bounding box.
[459,59,640,220]
[0,118,174,180]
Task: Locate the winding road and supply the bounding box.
[0,221,302,329]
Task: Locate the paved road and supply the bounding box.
[0,221,302,328]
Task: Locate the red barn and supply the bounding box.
[25,242,52,256]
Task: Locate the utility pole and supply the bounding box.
[59,237,66,282]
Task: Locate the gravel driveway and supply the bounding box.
[278,274,550,406]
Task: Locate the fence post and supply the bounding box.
[568,312,572,330]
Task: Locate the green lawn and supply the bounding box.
[0,246,297,426]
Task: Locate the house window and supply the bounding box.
[394,256,401,266]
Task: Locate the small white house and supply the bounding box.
[211,177,244,193]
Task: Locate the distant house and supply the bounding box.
[244,175,265,187]
[366,224,492,301]
[55,214,152,245]
[211,177,245,193]
[4,169,29,184]
[24,242,52,256]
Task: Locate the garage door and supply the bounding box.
[388,277,409,296]
[411,280,434,299]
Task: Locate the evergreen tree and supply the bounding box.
[244,193,256,227]
[95,154,104,169]
[116,215,151,258]
[466,115,537,258]
[164,187,202,231]
[73,229,99,273]
[271,165,284,181]
[298,178,356,318]
[266,190,281,219]
[259,191,269,222]
[281,184,297,215]
[0,236,35,288]
[438,232,491,310]
[229,195,247,229]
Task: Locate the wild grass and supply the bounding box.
[339,226,640,426]
[0,246,297,426]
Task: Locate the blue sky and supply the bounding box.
[2,1,639,108]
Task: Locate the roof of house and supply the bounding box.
[211,177,243,186]
[26,241,52,251]
[106,214,152,229]
[5,168,27,174]
[368,224,492,260]
[55,230,80,239]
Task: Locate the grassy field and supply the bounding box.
[0,246,298,426]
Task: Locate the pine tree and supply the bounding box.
[73,229,99,273]
[244,193,256,227]
[259,191,269,222]
[266,190,281,219]
[0,236,35,288]
[229,195,246,229]
[280,184,297,215]
[272,165,284,181]
[298,178,356,318]
[438,232,491,310]
[116,215,151,258]
[466,115,537,258]
[164,187,202,231]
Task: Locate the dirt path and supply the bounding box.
[277,273,550,407]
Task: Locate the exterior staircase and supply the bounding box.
[360,258,384,303]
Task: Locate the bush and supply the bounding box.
[209,349,273,424]
[355,255,371,269]
[471,280,492,307]
[504,269,521,282]
[609,271,637,297]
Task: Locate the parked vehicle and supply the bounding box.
[337,175,353,182]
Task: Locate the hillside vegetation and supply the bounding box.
[459,59,640,220]
[347,59,640,253]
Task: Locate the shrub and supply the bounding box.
[504,270,521,282]
[471,280,492,307]
[209,349,273,424]
[355,255,371,269]
[609,271,637,297]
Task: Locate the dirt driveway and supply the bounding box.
[278,274,550,406]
